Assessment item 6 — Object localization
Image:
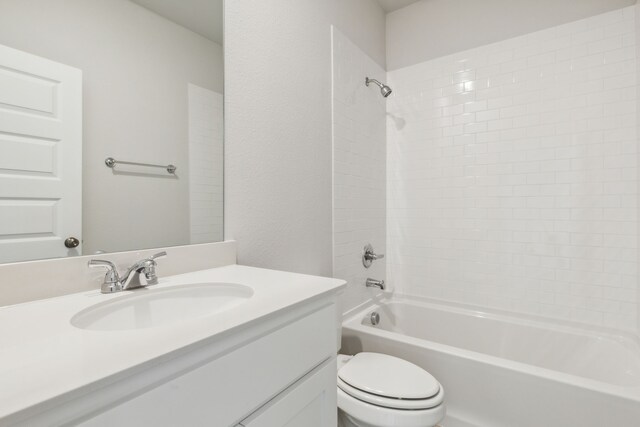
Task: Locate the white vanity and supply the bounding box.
[0,253,345,427]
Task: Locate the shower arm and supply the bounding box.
[366,77,383,88]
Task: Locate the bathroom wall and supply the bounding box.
[387,0,636,70]
[332,28,386,313]
[387,7,639,333]
[636,3,640,336]
[0,0,223,254]
[225,0,386,276]
[188,85,224,244]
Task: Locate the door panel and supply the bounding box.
[0,66,57,114]
[0,134,56,174]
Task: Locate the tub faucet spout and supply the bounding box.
[366,278,385,290]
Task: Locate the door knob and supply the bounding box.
[64,237,80,248]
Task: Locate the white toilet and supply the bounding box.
[337,353,445,427]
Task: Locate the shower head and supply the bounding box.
[366,77,392,98]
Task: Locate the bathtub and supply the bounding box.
[341,296,640,427]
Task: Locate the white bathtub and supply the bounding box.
[341,296,640,427]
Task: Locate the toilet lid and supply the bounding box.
[338,377,444,410]
[338,352,440,400]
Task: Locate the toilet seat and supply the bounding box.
[337,352,444,410]
[338,376,444,410]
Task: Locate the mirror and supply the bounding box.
[0,0,224,263]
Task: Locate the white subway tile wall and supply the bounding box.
[188,84,224,244]
[332,28,386,313]
[387,7,638,332]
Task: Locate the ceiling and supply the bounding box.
[129,0,418,43]
[130,0,223,45]
[376,0,422,13]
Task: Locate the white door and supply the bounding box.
[0,43,82,263]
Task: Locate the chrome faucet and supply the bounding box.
[88,252,167,294]
[366,278,385,290]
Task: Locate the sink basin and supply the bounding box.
[71,283,253,331]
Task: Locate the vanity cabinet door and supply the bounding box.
[239,358,336,427]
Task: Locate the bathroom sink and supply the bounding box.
[71,283,253,331]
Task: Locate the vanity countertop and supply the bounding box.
[0,264,345,424]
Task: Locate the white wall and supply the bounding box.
[225,0,385,276]
[0,0,223,254]
[387,7,638,333]
[636,2,640,336]
[188,85,224,244]
[332,28,387,314]
[387,0,636,70]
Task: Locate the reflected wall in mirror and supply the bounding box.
[0,0,224,263]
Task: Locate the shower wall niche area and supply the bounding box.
[386,6,640,335]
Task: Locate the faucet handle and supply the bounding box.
[88,259,122,293]
[149,251,167,261]
[142,251,166,285]
[88,259,118,279]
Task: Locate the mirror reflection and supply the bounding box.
[0,0,224,263]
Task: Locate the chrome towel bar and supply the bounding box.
[105,157,177,174]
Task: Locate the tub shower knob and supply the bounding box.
[362,243,384,268]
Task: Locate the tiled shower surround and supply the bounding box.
[332,28,386,313]
[387,7,638,332]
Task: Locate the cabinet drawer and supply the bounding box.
[239,357,336,427]
[80,304,337,427]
